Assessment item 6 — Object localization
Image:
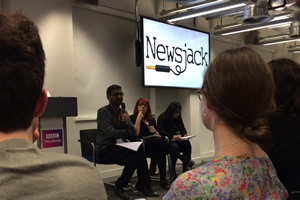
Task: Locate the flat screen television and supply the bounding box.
[140,16,210,89]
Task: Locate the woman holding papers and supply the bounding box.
[157,102,195,176]
[163,47,288,199]
[130,98,191,189]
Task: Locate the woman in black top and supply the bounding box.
[157,102,194,174]
[268,58,300,193]
[130,98,189,189]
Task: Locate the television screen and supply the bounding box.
[141,16,210,89]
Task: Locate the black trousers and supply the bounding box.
[144,137,185,181]
[169,140,192,170]
[98,144,151,188]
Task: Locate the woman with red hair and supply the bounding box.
[130,97,190,190]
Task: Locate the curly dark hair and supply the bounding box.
[0,11,45,132]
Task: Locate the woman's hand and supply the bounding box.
[173,135,181,141]
[148,125,155,133]
[149,126,159,135]
[137,111,144,121]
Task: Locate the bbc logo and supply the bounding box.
[46,133,60,139]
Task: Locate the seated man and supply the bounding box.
[96,84,159,200]
[0,11,107,199]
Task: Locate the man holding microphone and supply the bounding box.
[96,84,158,200]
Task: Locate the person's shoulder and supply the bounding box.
[40,152,107,199]
[98,105,113,115]
[39,151,96,171]
[41,152,105,182]
[157,113,166,120]
[165,168,205,199]
[98,104,110,111]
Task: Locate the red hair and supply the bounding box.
[133,97,153,120]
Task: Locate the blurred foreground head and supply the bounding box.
[0,11,45,132]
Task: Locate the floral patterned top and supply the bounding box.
[163,155,288,200]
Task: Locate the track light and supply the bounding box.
[214,16,296,36]
[261,38,300,46]
[288,48,300,53]
[159,0,247,23]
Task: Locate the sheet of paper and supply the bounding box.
[181,135,196,140]
[116,141,143,152]
[171,135,196,141]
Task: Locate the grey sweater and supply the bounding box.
[96,104,136,152]
[0,139,107,200]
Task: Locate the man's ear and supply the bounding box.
[34,89,48,117]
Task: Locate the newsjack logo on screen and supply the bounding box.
[145,36,208,76]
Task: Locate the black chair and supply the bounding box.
[78,129,113,166]
[142,136,175,183]
[288,191,300,200]
[78,128,132,190]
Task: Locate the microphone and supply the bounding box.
[121,103,126,114]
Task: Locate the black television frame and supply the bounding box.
[139,16,210,90]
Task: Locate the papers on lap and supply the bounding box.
[171,135,196,141]
[116,141,143,151]
[181,135,196,140]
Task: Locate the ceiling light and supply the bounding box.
[222,23,242,29]
[261,34,289,40]
[271,15,289,21]
[160,0,222,15]
[287,44,300,49]
[159,0,247,22]
[267,23,291,29]
[214,16,296,36]
[288,48,300,53]
[220,22,291,35]
[262,38,300,46]
[165,0,200,3]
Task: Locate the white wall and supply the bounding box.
[4,0,295,180]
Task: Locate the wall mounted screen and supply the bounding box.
[141,16,210,89]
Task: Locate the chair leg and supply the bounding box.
[166,154,175,183]
[149,158,160,182]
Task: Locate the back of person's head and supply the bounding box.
[165,101,182,120]
[106,84,121,96]
[133,97,153,120]
[202,47,275,144]
[268,58,300,119]
[0,11,45,132]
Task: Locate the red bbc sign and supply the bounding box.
[42,129,63,148]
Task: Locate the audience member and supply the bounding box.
[0,11,107,199]
[268,58,300,193]
[163,47,288,199]
[96,85,158,200]
[130,97,192,189]
[157,102,194,175]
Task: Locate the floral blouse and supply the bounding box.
[163,155,288,200]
